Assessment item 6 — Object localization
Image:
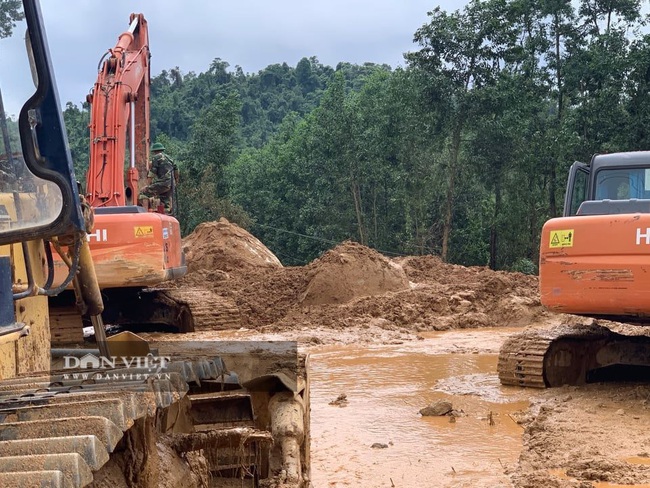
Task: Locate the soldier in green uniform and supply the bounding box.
[138,142,178,213]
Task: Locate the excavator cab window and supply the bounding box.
[0,0,83,246]
[595,168,650,201]
[564,162,589,216]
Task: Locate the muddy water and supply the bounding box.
[308,328,533,488]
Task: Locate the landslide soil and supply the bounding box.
[175,218,543,344]
[167,218,650,487]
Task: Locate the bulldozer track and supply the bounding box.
[0,353,309,487]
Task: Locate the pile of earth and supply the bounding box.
[299,241,410,306]
[175,219,543,336]
[181,218,282,274]
[511,382,650,487]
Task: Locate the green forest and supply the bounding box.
[61,0,650,272]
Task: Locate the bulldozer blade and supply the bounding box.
[106,330,151,357]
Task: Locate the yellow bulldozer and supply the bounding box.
[0,1,310,486]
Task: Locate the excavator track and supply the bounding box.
[498,319,650,388]
[50,306,84,344]
[116,286,243,333]
[497,331,550,388]
[49,287,242,340]
[0,353,310,487]
[152,287,242,332]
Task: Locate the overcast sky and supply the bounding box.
[38,0,466,108]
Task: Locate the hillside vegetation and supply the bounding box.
[62,0,650,270]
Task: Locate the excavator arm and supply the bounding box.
[85,13,150,207]
[51,12,188,319]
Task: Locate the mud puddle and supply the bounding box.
[308,328,533,488]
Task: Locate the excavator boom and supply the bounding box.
[85,13,150,207]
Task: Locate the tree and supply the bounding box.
[62,102,90,185]
[406,0,520,261]
[0,0,23,38]
[177,92,243,233]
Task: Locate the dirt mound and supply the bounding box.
[176,220,542,338]
[513,383,650,487]
[300,241,409,306]
[182,218,282,274]
[396,255,537,292]
[210,267,309,327]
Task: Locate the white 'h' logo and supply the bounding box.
[636,228,650,245]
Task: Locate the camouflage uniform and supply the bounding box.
[139,151,176,212]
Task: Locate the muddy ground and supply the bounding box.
[165,219,650,487]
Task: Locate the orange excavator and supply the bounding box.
[499,151,650,388]
[51,14,232,336]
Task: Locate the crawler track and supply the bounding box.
[154,287,242,331]
[50,286,242,337]
[497,331,550,388]
[0,353,310,487]
[497,320,650,388]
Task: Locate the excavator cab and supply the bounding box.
[0,0,101,378]
[563,162,589,216]
[0,0,82,244]
[564,154,650,217]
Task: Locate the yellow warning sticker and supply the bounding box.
[549,229,574,248]
[134,226,154,238]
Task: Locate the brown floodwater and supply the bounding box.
[308,328,532,488]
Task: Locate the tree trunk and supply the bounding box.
[372,185,378,243]
[489,182,501,270]
[549,160,558,217]
[350,178,366,245]
[547,14,566,218]
[528,173,538,260]
[441,123,462,262]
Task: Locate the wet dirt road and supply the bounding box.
[308,328,533,488]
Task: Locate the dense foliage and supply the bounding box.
[61,0,650,271]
